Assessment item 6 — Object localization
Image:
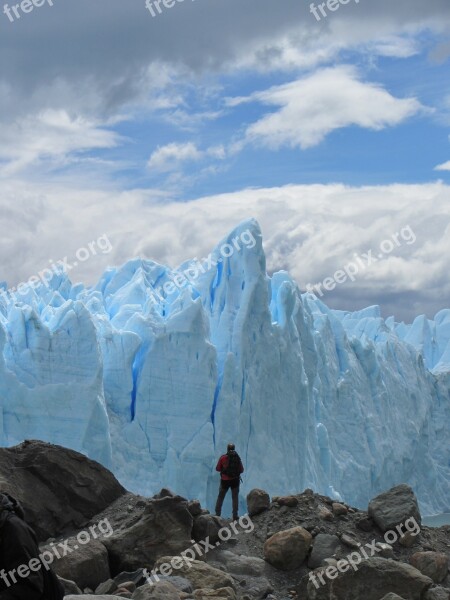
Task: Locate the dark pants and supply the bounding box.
[215,478,240,519]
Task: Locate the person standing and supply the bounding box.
[215,443,244,521]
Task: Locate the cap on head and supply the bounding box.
[227,443,235,452]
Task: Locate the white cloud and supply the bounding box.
[435,160,450,171]
[147,142,226,173]
[0,110,121,176]
[235,66,426,150]
[1,180,449,322]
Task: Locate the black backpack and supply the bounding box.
[222,451,242,479]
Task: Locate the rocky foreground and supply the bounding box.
[1,441,449,600]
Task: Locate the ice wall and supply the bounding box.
[0,220,448,514]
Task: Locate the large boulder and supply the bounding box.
[264,526,312,570]
[305,557,432,600]
[247,489,270,517]
[368,484,421,532]
[153,557,235,590]
[104,495,193,573]
[0,440,125,540]
[410,552,449,583]
[41,537,110,590]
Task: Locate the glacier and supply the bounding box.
[0,219,449,515]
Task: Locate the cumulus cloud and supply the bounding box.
[0,110,121,175]
[1,181,449,322]
[233,66,426,149]
[435,160,450,171]
[147,142,226,173]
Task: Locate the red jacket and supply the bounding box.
[216,453,244,481]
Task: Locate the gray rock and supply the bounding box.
[113,570,147,588]
[410,552,449,583]
[398,531,419,547]
[152,488,176,499]
[157,575,193,592]
[188,500,203,517]
[246,489,270,517]
[308,534,341,568]
[132,581,181,599]
[58,576,82,595]
[192,514,225,545]
[424,587,450,600]
[104,495,193,572]
[376,543,394,559]
[42,538,110,590]
[119,581,136,593]
[305,558,432,600]
[323,558,338,568]
[340,533,360,549]
[95,578,118,594]
[368,484,421,532]
[0,440,125,540]
[212,550,266,577]
[355,515,374,532]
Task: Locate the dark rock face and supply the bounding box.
[0,440,126,540]
[103,495,193,573]
[368,484,421,532]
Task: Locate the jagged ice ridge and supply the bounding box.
[0,220,449,515]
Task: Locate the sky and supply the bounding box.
[0,0,449,322]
